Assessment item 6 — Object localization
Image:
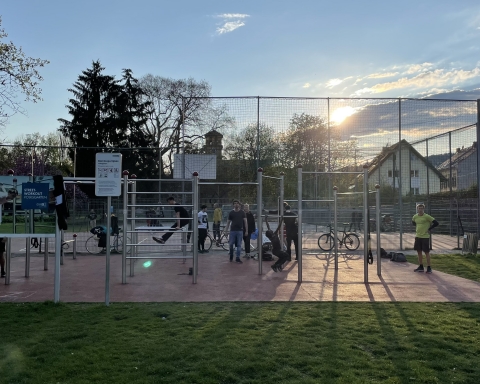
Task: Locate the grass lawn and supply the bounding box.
[405,253,480,283]
[1,302,479,383]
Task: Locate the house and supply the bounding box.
[365,139,445,196]
[437,142,477,192]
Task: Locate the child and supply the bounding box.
[265,215,289,272]
[198,205,209,253]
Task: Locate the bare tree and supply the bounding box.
[0,17,49,131]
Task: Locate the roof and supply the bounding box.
[437,143,477,171]
[205,129,223,138]
[367,139,445,181]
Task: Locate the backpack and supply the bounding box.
[391,252,407,262]
[380,248,389,258]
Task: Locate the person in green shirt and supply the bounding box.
[412,204,439,274]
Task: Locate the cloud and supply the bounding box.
[325,76,353,89]
[365,72,399,79]
[353,67,480,95]
[405,62,433,74]
[217,13,250,19]
[302,83,311,88]
[214,13,250,35]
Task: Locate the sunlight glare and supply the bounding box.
[330,106,356,124]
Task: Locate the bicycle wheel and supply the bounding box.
[219,234,229,251]
[344,233,360,250]
[204,234,213,251]
[114,235,132,254]
[85,236,102,254]
[318,234,334,251]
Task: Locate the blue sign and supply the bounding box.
[21,182,49,210]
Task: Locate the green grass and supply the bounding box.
[1,302,479,383]
[405,253,480,282]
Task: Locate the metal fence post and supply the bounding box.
[297,164,303,283]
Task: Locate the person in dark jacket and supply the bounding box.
[152,197,190,244]
[281,204,298,261]
[242,203,256,258]
[265,215,289,272]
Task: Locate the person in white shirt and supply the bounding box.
[198,205,209,253]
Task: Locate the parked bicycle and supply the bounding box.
[85,227,131,255]
[202,229,257,253]
[318,223,360,251]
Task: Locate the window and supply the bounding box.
[410,170,419,177]
[388,170,399,177]
[410,153,417,161]
[410,187,419,195]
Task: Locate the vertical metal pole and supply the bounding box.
[105,195,111,306]
[73,234,77,260]
[280,172,284,249]
[333,186,338,270]
[13,178,17,234]
[5,238,11,285]
[44,237,49,270]
[193,173,199,283]
[54,213,61,303]
[25,237,30,277]
[297,165,303,282]
[448,132,453,236]
[398,98,403,250]
[256,97,260,170]
[376,184,381,276]
[477,99,480,234]
[122,172,129,284]
[130,176,137,277]
[363,165,369,283]
[257,168,263,275]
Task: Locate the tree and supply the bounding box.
[58,61,151,184]
[0,132,72,176]
[139,75,224,177]
[0,17,49,130]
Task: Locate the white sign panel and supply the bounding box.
[173,154,217,180]
[95,153,122,196]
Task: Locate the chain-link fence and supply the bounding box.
[2,97,478,252]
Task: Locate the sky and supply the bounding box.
[2,0,480,142]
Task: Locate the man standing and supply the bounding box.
[197,205,209,253]
[152,197,190,244]
[282,204,298,261]
[242,203,256,259]
[412,204,439,274]
[224,200,248,263]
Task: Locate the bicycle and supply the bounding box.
[317,223,360,251]
[85,228,131,255]
[202,230,257,253]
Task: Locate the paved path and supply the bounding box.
[2,247,480,302]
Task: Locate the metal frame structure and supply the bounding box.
[297,164,381,283]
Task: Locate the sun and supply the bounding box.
[330,106,356,124]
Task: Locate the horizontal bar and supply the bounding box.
[126,256,193,259]
[301,199,334,202]
[199,182,258,185]
[127,204,193,208]
[302,171,363,175]
[0,234,56,238]
[130,178,194,182]
[262,175,281,180]
[126,243,192,247]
